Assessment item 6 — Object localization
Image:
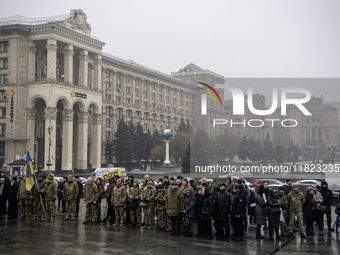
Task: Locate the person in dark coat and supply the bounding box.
[319,181,333,231]
[200,188,214,240]
[248,188,256,224]
[195,187,204,238]
[58,177,66,212]
[229,186,237,235]
[101,176,116,224]
[182,188,196,237]
[267,189,285,241]
[255,184,267,239]
[0,177,9,218]
[75,176,83,217]
[303,187,317,235]
[7,176,19,219]
[214,183,231,240]
[231,184,247,241]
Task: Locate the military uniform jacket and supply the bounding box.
[141,187,157,203]
[111,184,127,206]
[83,182,100,204]
[41,181,58,201]
[128,186,141,202]
[165,188,184,216]
[156,190,166,210]
[30,179,46,197]
[287,190,305,213]
[63,180,79,200]
[17,181,31,199]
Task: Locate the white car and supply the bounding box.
[297,180,321,188]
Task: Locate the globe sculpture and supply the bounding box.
[163,129,172,139]
[163,129,172,166]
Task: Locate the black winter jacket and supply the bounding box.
[214,189,230,221]
[201,191,214,221]
[319,181,333,206]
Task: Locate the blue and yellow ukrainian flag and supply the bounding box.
[25,151,34,191]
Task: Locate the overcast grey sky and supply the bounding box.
[1,0,339,79]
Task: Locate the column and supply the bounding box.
[26,108,36,155]
[63,45,74,84]
[164,140,171,164]
[44,107,57,171]
[28,42,36,81]
[76,112,89,170]
[46,39,57,81]
[61,110,74,171]
[93,54,102,90]
[79,50,88,87]
[91,114,102,169]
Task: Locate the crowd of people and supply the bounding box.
[1,171,340,242]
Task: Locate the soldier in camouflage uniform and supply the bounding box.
[83,177,99,224]
[128,180,141,227]
[156,184,167,230]
[17,177,31,220]
[112,178,127,227]
[40,174,57,222]
[30,173,46,221]
[141,181,156,230]
[63,175,79,221]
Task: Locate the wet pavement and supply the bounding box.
[1,202,339,255]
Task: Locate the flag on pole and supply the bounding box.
[25,151,34,191]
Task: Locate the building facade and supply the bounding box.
[0,9,225,172]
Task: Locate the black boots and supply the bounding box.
[256,225,264,239]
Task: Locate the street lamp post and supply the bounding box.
[45,109,53,172]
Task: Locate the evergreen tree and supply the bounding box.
[151,129,163,148]
[181,143,190,173]
[145,129,152,159]
[275,144,285,164]
[134,122,147,161]
[127,121,137,161]
[287,139,295,162]
[263,132,274,161]
[178,118,190,133]
[238,135,249,161]
[114,118,131,163]
[248,137,258,161]
[191,133,208,168]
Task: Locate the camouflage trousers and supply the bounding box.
[114,206,125,224]
[45,200,56,220]
[130,205,141,224]
[20,198,31,217]
[65,200,76,218]
[158,209,167,228]
[144,204,154,227]
[85,203,97,222]
[33,197,45,218]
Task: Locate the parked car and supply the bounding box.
[296,180,321,189]
[54,176,63,185]
[249,179,284,188]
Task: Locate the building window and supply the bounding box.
[135,100,139,106]
[151,93,155,101]
[106,119,111,128]
[106,131,111,140]
[144,123,148,130]
[0,124,5,137]
[116,96,121,103]
[3,75,8,84]
[166,97,169,103]
[116,84,121,93]
[106,94,111,102]
[135,89,139,96]
[143,102,148,108]
[159,95,163,101]
[106,82,111,91]
[1,108,6,118]
[126,98,131,104]
[126,86,130,95]
[144,90,148,99]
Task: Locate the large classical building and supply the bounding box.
[0,9,225,172]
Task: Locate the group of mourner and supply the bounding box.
[1,171,340,242]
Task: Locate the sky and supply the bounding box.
[1,0,339,79]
